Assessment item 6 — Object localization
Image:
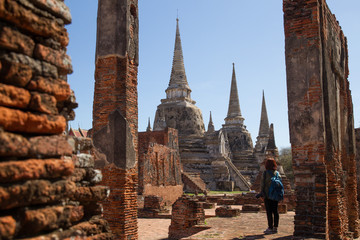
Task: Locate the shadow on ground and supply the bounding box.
[233,235,294,240]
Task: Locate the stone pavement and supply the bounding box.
[138,206,296,240]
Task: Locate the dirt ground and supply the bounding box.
[138,205,296,240]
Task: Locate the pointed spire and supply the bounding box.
[207,111,215,133]
[224,63,244,126]
[258,90,270,137]
[166,18,191,92]
[146,117,152,132]
[267,123,277,150]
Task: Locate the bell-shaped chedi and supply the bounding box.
[153,18,205,137]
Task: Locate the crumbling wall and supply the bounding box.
[138,128,183,205]
[168,196,207,240]
[0,0,112,239]
[92,0,139,239]
[284,0,359,238]
[356,128,360,212]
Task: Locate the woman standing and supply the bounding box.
[260,157,281,233]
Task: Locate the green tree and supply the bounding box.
[278,147,294,188]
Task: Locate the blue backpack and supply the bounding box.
[267,170,284,201]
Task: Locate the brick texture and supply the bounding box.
[138,128,183,205]
[93,0,139,239]
[284,0,359,238]
[0,0,112,239]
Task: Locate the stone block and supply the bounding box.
[74,153,95,168]
[34,44,73,74]
[215,206,241,217]
[0,216,16,239]
[29,92,58,114]
[242,204,261,212]
[0,61,32,87]
[28,135,73,157]
[19,205,84,235]
[73,186,110,202]
[30,0,72,24]
[0,0,69,47]
[0,24,35,56]
[0,106,66,134]
[27,76,71,101]
[0,180,77,210]
[0,129,30,157]
[0,158,74,183]
[0,83,31,109]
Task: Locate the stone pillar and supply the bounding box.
[93,0,139,239]
[284,0,359,239]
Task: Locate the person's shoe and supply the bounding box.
[264,228,274,234]
[273,227,278,233]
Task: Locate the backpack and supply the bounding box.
[267,170,284,201]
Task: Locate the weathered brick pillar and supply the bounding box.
[284,0,359,239]
[0,0,112,239]
[92,0,139,239]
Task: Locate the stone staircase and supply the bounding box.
[182,172,207,193]
[231,153,260,183]
[224,158,251,191]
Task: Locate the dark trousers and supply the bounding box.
[264,198,279,228]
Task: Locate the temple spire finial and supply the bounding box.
[258,90,270,137]
[146,117,152,132]
[208,111,215,133]
[224,63,244,126]
[165,17,192,103]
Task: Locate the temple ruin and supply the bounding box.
[284,0,359,238]
[0,0,359,239]
[0,0,112,239]
[151,18,284,191]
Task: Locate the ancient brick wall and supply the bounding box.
[284,0,359,238]
[92,0,139,239]
[168,196,206,239]
[138,128,183,205]
[0,0,112,239]
[356,128,360,210]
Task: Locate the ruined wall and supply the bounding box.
[356,128,360,210]
[92,0,139,239]
[0,0,112,239]
[168,196,206,239]
[138,128,183,205]
[284,0,359,238]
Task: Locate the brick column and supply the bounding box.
[93,0,139,239]
[284,0,359,239]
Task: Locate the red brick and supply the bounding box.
[0,106,66,134]
[34,44,72,74]
[0,158,74,183]
[0,83,31,109]
[0,25,35,56]
[0,0,69,47]
[27,76,71,101]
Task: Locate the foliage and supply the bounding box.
[278,147,295,188]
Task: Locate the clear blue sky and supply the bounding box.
[66,0,360,150]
